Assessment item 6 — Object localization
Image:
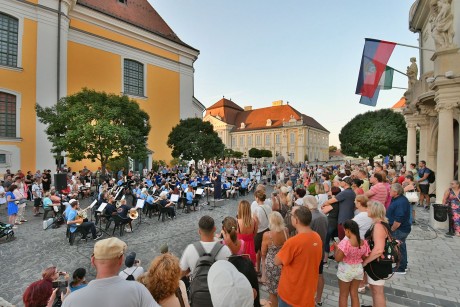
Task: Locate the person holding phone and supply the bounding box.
[23,266,70,307]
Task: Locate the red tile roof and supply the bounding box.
[392,97,406,109]
[76,0,197,50]
[206,99,329,133]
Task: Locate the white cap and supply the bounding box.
[207,260,253,307]
[69,199,78,205]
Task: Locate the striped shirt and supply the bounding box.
[367,182,388,205]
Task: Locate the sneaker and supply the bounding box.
[15,222,22,225]
[394,270,406,275]
[20,219,28,222]
[12,226,18,229]
[125,228,132,233]
[93,234,103,241]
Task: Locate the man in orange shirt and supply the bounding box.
[275,206,323,307]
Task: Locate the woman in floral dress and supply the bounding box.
[442,180,460,236]
[261,211,288,307]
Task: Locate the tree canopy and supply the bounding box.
[329,145,338,152]
[339,109,407,163]
[167,118,224,164]
[248,148,273,159]
[36,88,150,172]
[223,148,244,159]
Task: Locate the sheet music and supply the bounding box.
[196,188,204,195]
[170,194,179,202]
[115,188,122,199]
[136,199,145,209]
[85,182,91,188]
[89,199,97,208]
[97,202,107,212]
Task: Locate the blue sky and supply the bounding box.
[150,1,418,146]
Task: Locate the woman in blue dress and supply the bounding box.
[6,184,18,227]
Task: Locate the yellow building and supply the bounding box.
[0,0,204,173]
[204,99,329,163]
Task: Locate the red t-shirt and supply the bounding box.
[277,231,322,307]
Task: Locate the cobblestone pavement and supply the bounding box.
[1,189,460,306]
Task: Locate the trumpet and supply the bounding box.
[129,208,139,220]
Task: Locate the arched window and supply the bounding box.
[124,59,144,96]
[0,13,19,67]
[0,92,16,137]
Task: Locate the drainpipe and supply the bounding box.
[57,0,62,101]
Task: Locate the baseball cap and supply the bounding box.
[69,199,78,206]
[93,238,127,260]
[125,252,136,267]
[341,176,353,186]
[207,260,253,307]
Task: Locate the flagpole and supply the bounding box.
[395,42,435,52]
[387,65,408,77]
[392,86,408,90]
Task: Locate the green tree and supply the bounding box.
[339,109,407,165]
[329,145,338,152]
[167,118,224,166]
[249,148,262,159]
[260,149,273,158]
[223,148,244,159]
[36,88,150,173]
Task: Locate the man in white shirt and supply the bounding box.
[63,238,159,307]
[119,252,145,280]
[180,215,231,276]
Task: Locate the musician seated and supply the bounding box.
[159,193,175,219]
[105,196,117,217]
[67,199,101,241]
[116,199,133,232]
[145,191,157,218]
[50,189,63,213]
[190,178,198,190]
[222,181,231,198]
[185,186,198,213]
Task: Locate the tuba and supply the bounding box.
[129,208,139,220]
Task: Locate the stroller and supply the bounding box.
[0,222,14,241]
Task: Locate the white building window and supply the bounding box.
[232,136,236,147]
[239,136,244,146]
[0,91,16,137]
[265,134,270,145]
[256,135,261,145]
[275,134,280,144]
[124,59,144,96]
[247,135,253,146]
[290,132,295,144]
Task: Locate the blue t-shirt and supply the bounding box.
[186,191,194,204]
[69,283,87,292]
[146,195,154,204]
[418,167,431,185]
[387,195,412,233]
[67,209,78,233]
[43,197,52,209]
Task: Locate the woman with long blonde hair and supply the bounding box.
[236,200,257,265]
[138,253,189,307]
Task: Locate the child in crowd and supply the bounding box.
[334,219,370,307]
[69,268,87,292]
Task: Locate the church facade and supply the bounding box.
[204,99,329,163]
[405,0,460,226]
[0,0,204,173]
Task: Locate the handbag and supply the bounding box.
[405,191,419,203]
[364,223,400,280]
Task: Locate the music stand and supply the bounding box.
[95,202,112,237]
[170,194,180,215]
[135,199,149,225]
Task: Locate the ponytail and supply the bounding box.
[343,219,361,247]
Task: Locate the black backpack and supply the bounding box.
[428,169,435,183]
[123,267,138,281]
[189,242,223,307]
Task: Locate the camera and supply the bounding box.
[58,271,67,276]
[52,281,68,288]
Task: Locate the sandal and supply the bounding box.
[358,284,369,293]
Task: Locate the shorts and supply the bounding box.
[255,229,269,252]
[419,184,429,195]
[337,262,364,282]
[367,273,386,286]
[34,198,42,208]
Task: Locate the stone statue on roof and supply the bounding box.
[430,0,455,49]
[406,57,418,89]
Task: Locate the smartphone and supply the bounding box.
[333,237,340,243]
[52,281,68,288]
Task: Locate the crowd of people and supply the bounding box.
[3,158,459,307]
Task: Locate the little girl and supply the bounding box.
[334,219,370,307]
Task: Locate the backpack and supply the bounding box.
[427,169,435,183]
[123,267,138,281]
[189,242,224,307]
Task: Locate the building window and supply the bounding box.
[275,134,280,144]
[0,92,16,137]
[239,136,244,146]
[124,59,144,96]
[0,153,5,163]
[255,135,261,146]
[0,13,19,67]
[247,135,253,146]
[232,136,236,147]
[290,132,295,144]
[265,134,270,145]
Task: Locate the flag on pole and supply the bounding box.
[359,86,380,106]
[359,65,394,106]
[356,38,396,98]
[378,66,394,90]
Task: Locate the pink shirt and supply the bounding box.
[338,239,370,265]
[368,182,388,205]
